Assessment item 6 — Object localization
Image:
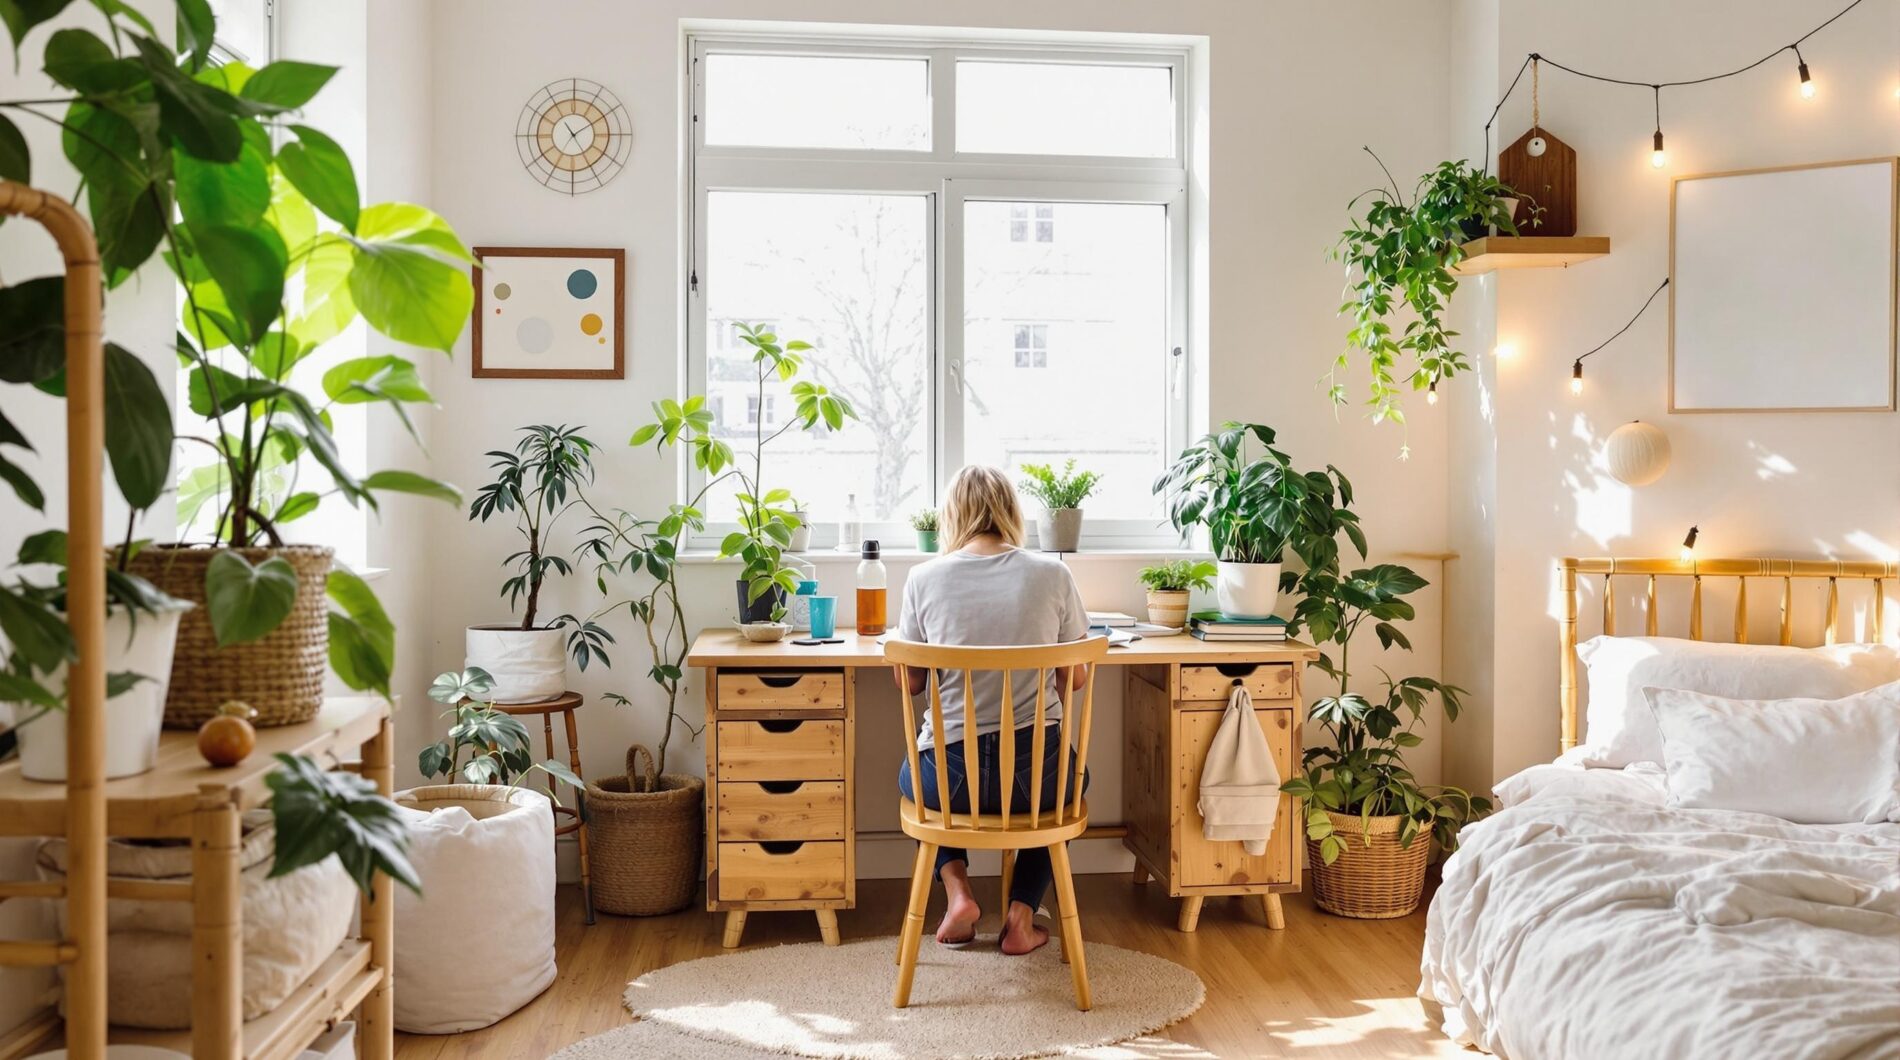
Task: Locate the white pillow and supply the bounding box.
[1643,681,1900,823]
[1574,636,1900,767]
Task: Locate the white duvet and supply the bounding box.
[1422,789,1900,1059]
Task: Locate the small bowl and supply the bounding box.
[737,621,791,643]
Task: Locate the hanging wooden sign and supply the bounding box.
[1499,126,1578,236]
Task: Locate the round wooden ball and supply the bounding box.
[1605,420,1671,486]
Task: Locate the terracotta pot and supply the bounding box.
[1306,810,1430,919]
[1145,588,1190,628]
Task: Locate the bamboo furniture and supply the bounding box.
[496,691,595,924]
[0,182,108,1059]
[686,630,1316,947]
[886,636,1107,1010]
[1557,556,1898,751]
[0,698,396,1060]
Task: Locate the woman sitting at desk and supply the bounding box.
[892,464,1090,955]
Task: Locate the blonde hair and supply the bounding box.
[939,465,1024,552]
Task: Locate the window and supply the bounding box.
[690,34,1189,544]
[1013,324,1048,367]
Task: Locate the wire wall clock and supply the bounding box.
[515,78,631,195]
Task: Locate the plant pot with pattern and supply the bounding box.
[1021,460,1099,554]
[1137,559,1215,629]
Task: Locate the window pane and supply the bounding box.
[704,54,930,150]
[957,61,1173,157]
[962,201,1169,521]
[706,192,931,523]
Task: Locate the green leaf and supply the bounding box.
[265,753,420,897]
[175,136,271,229]
[275,491,319,524]
[0,0,77,50]
[174,0,213,70]
[357,203,473,264]
[248,331,307,380]
[277,124,358,232]
[239,61,336,111]
[0,277,66,384]
[204,550,299,646]
[187,363,283,418]
[363,469,460,505]
[321,355,431,404]
[348,242,471,352]
[0,448,42,511]
[327,566,393,698]
[133,35,243,162]
[192,224,288,346]
[102,342,172,510]
[0,584,72,672]
[287,236,356,346]
[0,112,27,188]
[0,670,60,711]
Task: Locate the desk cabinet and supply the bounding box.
[1123,661,1303,932]
[703,668,854,948]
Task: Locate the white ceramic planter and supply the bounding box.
[786,510,812,552]
[15,608,183,782]
[1215,561,1281,619]
[1036,508,1083,552]
[464,625,567,704]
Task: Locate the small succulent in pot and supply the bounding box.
[1136,559,1217,628]
[910,509,941,553]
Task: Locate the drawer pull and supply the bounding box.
[757,673,804,689]
[1215,662,1259,677]
[759,719,805,734]
[760,840,806,855]
[759,780,805,795]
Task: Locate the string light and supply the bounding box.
[1649,88,1667,169]
[1565,278,1671,396]
[1794,45,1815,99]
[1570,360,1584,395]
[1679,525,1700,562]
[1427,380,1439,406]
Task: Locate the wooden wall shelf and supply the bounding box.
[1454,236,1611,274]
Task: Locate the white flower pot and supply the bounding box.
[464,625,567,704]
[14,608,183,782]
[1036,508,1083,552]
[1215,561,1281,619]
[786,510,812,552]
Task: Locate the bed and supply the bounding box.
[1420,557,1900,1059]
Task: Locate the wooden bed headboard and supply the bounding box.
[1557,557,1899,752]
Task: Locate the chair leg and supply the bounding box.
[894,842,937,1008]
[1259,892,1286,930]
[1177,895,1204,933]
[722,910,747,949]
[1048,841,1090,1011]
[896,843,930,966]
[815,909,840,946]
[1041,853,1068,964]
[999,849,1016,915]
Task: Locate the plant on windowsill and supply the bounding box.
[785,495,813,553]
[1330,153,1523,431]
[0,5,472,731]
[909,508,940,553]
[1276,480,1490,920]
[1019,459,1099,553]
[1152,422,1354,619]
[466,425,614,703]
[1135,558,1216,628]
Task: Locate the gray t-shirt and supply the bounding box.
[894,547,1089,750]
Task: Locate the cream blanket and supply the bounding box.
[1421,796,1900,1058]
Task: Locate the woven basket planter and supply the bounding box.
[587,745,704,916]
[1306,810,1430,919]
[129,544,332,730]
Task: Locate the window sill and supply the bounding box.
[675,547,1212,566]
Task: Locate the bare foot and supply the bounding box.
[936,889,981,944]
[998,901,1050,955]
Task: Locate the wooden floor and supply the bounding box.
[395,874,1462,1059]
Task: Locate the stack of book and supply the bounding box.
[1189,611,1288,642]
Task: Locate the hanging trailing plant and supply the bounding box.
[1330,153,1522,426]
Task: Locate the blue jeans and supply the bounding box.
[897,723,1088,912]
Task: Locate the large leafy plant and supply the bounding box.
[1330,154,1521,426]
[1277,480,1490,862]
[0,0,471,700]
[266,751,419,897]
[417,667,584,791]
[1153,422,1357,566]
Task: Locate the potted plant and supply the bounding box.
[1277,480,1489,919]
[467,425,614,702]
[1331,153,1523,427]
[786,496,813,552]
[629,322,856,622]
[1136,558,1216,628]
[736,600,792,642]
[910,509,941,553]
[1020,460,1099,553]
[416,668,584,791]
[0,14,470,727]
[1153,422,1352,618]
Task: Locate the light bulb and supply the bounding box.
[1651,130,1667,169]
[1570,360,1584,395]
[1679,525,1699,562]
[1427,381,1439,406]
[1798,61,1815,99]
[1494,342,1517,360]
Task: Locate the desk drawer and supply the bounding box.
[716,781,846,841]
[716,841,847,901]
[716,719,845,781]
[1178,706,1297,887]
[1180,663,1294,703]
[718,670,845,712]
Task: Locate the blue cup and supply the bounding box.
[807,596,838,639]
[796,579,819,596]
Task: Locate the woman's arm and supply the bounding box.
[892,664,927,697]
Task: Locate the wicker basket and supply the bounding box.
[587,744,704,916]
[129,544,332,730]
[1306,810,1430,919]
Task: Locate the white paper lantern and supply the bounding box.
[1605,420,1671,486]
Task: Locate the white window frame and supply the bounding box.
[685,32,1193,550]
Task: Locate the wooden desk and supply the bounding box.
[687,631,1318,946]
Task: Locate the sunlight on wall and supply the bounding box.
[1560,411,1631,549]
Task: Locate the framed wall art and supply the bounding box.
[1669,158,1896,413]
[473,247,626,379]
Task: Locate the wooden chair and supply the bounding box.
[886,636,1108,1011]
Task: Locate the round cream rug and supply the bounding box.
[559,936,1205,1059]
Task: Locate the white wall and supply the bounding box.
[1444,0,1900,792]
[417,0,1457,876]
